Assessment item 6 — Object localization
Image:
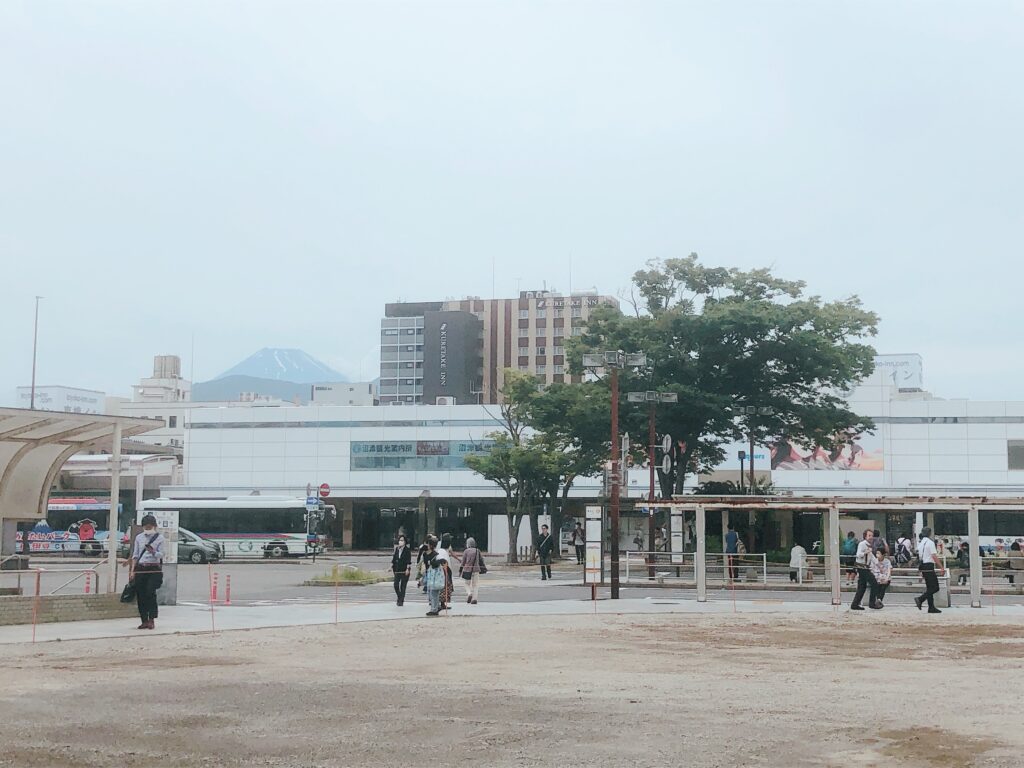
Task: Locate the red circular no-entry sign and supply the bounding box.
[319,483,331,497]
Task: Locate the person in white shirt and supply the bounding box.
[789,543,807,583]
[850,529,882,610]
[129,514,165,630]
[871,548,893,605]
[915,528,944,613]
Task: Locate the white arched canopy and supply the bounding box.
[0,408,160,555]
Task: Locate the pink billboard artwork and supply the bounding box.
[770,432,883,471]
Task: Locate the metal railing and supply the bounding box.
[1,562,108,596]
[623,551,771,585]
[623,550,696,582]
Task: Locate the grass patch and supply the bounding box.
[303,564,386,586]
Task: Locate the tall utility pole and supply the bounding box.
[584,350,648,599]
[609,367,620,598]
[741,405,774,493]
[30,296,43,409]
[627,390,678,579]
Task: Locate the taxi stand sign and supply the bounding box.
[584,505,604,585]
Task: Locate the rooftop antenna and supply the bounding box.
[491,253,496,300]
[568,253,573,295]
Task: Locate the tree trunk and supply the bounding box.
[506,511,524,564]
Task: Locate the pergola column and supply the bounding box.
[968,505,982,608]
[828,503,841,605]
[695,504,706,602]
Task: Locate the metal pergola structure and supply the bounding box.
[646,496,1024,608]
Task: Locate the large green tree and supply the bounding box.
[572,255,879,494]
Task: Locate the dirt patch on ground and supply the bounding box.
[0,611,1021,767]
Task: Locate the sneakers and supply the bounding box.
[425,610,439,616]
[470,599,478,604]
[928,608,942,614]
[467,596,472,604]
[850,605,865,611]
[869,602,883,610]
[138,620,155,630]
[914,596,924,611]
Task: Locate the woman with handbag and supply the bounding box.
[459,537,486,605]
[130,515,165,630]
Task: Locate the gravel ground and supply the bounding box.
[0,610,1021,767]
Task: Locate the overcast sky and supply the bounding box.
[1,1,1021,403]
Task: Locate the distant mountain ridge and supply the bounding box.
[215,348,345,384]
[191,348,347,403]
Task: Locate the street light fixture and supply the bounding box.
[627,390,678,579]
[582,350,647,599]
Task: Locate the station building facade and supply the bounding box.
[173,404,606,550]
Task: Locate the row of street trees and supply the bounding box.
[467,255,880,561]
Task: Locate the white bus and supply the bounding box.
[138,497,334,558]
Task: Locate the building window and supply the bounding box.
[168,416,177,428]
[1009,441,1024,470]
[553,346,564,356]
[571,326,584,336]
[571,306,582,318]
[553,364,564,374]
[519,309,530,319]
[519,365,529,372]
[406,345,415,351]
[518,328,529,337]
[383,329,399,336]
[553,308,563,318]
[536,309,546,319]
[537,347,546,356]
[537,364,547,374]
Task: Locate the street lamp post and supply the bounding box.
[627,390,678,579]
[583,350,647,599]
[737,450,747,493]
[30,296,43,410]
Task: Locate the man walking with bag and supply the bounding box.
[850,528,882,611]
[538,524,554,580]
[915,527,944,614]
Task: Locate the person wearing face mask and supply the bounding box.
[129,515,165,630]
[391,534,412,606]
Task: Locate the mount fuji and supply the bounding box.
[214,348,345,384]
[191,348,347,403]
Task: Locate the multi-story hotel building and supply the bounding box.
[380,290,619,404]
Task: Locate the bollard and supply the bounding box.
[211,571,219,603]
[84,571,92,594]
[224,574,231,605]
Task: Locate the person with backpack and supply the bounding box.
[129,514,164,630]
[538,524,555,580]
[895,532,914,567]
[841,531,859,586]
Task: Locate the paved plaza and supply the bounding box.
[1,599,1022,768]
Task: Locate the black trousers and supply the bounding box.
[135,569,162,621]
[851,567,879,608]
[876,583,888,602]
[919,564,940,609]
[393,572,409,603]
[540,553,552,579]
[574,544,585,564]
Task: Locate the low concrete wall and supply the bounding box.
[0,594,136,626]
